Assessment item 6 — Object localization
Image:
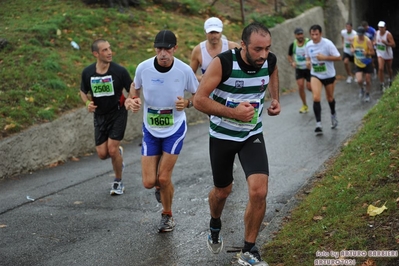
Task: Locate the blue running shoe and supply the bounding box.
[238,246,269,266]
[110,181,125,195]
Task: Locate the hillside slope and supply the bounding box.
[0,0,317,139]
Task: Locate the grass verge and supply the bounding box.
[261,79,399,265]
[0,0,323,139]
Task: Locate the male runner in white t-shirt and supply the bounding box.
[125,30,198,233]
[305,25,341,136]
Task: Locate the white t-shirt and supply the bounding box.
[341,29,357,55]
[134,57,199,138]
[306,37,340,79]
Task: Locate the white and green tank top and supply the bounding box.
[210,49,270,142]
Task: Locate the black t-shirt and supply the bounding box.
[288,42,294,56]
[80,61,132,115]
[217,47,277,83]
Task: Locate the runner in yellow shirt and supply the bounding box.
[351,26,375,102]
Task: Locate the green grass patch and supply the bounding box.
[0,0,320,138]
[262,79,399,265]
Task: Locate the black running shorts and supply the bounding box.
[209,133,269,188]
[94,106,127,146]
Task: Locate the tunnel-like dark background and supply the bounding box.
[351,0,399,72]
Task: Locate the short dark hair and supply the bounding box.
[309,24,322,33]
[241,22,271,46]
[361,21,369,27]
[91,39,107,52]
[346,22,352,26]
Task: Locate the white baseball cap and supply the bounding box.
[204,17,223,33]
[378,21,386,27]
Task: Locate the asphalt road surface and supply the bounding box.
[0,79,382,266]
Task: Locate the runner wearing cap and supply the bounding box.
[124,30,198,233]
[340,22,357,83]
[375,21,396,90]
[190,17,240,82]
[190,17,240,175]
[287,27,312,113]
[351,26,375,102]
[361,21,377,78]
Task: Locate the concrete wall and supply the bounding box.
[1,5,349,179]
[272,7,325,92]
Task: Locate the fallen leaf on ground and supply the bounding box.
[367,202,387,216]
[313,215,323,221]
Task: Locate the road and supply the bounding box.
[0,79,382,266]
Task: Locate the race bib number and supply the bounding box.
[376,44,386,51]
[295,54,307,69]
[312,63,327,73]
[91,75,115,97]
[222,98,260,130]
[345,43,351,49]
[147,107,174,129]
[354,48,365,59]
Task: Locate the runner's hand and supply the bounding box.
[176,96,185,111]
[267,99,280,116]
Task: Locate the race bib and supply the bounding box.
[354,49,365,59]
[376,44,386,51]
[312,63,327,73]
[147,107,174,129]
[222,97,260,130]
[91,75,115,97]
[295,54,307,69]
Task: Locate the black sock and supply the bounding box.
[328,99,336,115]
[114,178,121,182]
[243,241,255,253]
[313,101,321,122]
[210,217,221,230]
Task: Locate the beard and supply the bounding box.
[245,49,265,69]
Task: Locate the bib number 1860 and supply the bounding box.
[149,116,171,126]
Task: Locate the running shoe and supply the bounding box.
[331,114,338,129]
[110,181,125,195]
[207,228,223,254]
[238,246,269,266]
[388,79,392,87]
[119,146,125,172]
[158,214,175,233]
[315,127,323,136]
[299,105,308,114]
[155,187,161,203]
[358,87,365,99]
[206,228,223,254]
[364,94,370,102]
[346,76,353,83]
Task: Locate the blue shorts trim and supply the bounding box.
[141,122,187,156]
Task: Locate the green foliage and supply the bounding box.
[47,79,68,90]
[261,80,399,265]
[249,13,285,29]
[0,0,319,138]
[37,108,56,121]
